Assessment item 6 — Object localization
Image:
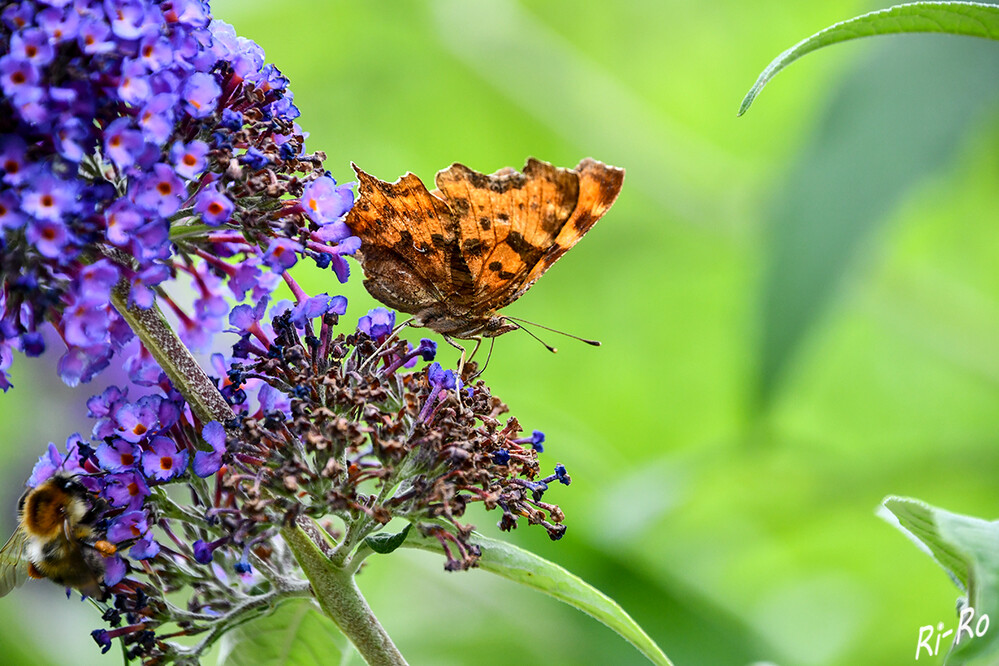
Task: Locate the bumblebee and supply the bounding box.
[0,473,116,600]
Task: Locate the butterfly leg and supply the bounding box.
[443,335,482,409]
[357,317,414,373]
[442,334,468,377]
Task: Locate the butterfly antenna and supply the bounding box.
[504,316,601,347]
[503,319,558,353]
[469,338,496,381]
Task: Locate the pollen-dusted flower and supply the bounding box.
[181,71,221,118]
[301,175,354,225]
[0,55,39,99]
[133,163,186,217]
[103,470,151,511]
[107,510,151,544]
[95,439,141,472]
[141,436,188,481]
[104,117,145,170]
[170,140,211,180]
[21,175,80,223]
[263,238,301,271]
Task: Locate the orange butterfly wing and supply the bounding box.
[346,158,624,337]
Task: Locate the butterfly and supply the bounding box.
[345,157,624,348]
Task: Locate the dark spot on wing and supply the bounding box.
[465,170,527,193]
[451,197,471,215]
[541,243,565,268]
[430,233,447,248]
[506,231,543,265]
[462,238,486,257]
[449,247,474,291]
[572,212,594,232]
[498,270,516,280]
[492,178,521,193]
[488,261,503,271]
[478,217,491,230]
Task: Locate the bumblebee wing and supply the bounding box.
[0,530,30,597]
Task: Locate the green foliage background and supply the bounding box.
[3,1,999,663]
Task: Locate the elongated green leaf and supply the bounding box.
[402,529,672,666]
[754,32,999,410]
[740,2,999,115]
[881,497,999,664]
[217,598,361,666]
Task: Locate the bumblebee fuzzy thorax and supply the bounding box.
[20,475,91,541]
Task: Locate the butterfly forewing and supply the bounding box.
[433,159,581,311]
[514,158,624,302]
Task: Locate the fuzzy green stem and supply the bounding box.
[110,279,234,425]
[282,520,407,666]
[176,582,313,660]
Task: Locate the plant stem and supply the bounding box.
[177,582,313,660]
[111,278,406,664]
[282,519,407,666]
[110,278,234,426]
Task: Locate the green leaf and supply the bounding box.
[364,523,412,555]
[402,529,673,666]
[217,597,361,666]
[740,1,999,115]
[881,497,999,664]
[754,32,999,411]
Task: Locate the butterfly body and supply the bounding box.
[346,158,624,340]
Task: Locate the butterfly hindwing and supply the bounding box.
[349,166,457,311]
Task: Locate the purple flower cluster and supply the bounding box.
[0,0,357,389]
[26,374,283,661]
[2,4,578,663]
[20,288,572,661]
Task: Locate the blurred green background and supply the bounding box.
[3,1,999,664]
